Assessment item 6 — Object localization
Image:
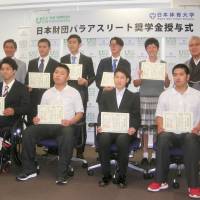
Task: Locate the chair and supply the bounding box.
[147,143,184,189]
[0,116,25,173]
[37,122,88,176]
[87,123,146,180]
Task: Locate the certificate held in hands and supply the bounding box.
[38,105,64,124]
[163,111,193,133]
[100,72,115,87]
[0,97,5,116]
[65,64,82,80]
[141,62,166,81]
[29,72,50,89]
[101,112,129,133]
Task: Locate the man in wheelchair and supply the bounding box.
[0,57,30,172]
[97,68,140,188]
[147,64,200,199]
[16,64,84,185]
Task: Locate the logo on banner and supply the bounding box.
[149,12,195,20]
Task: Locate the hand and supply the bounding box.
[78,78,88,86]
[61,119,72,127]
[33,116,40,125]
[192,125,200,135]
[97,126,102,134]
[157,126,165,134]
[27,86,32,92]
[3,108,15,116]
[103,87,114,91]
[128,127,136,135]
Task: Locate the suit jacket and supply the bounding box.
[60,53,95,105]
[0,58,27,84]
[0,80,30,127]
[25,57,58,115]
[95,57,131,103]
[98,88,140,130]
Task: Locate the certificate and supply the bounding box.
[65,64,82,80]
[100,72,115,87]
[163,112,193,133]
[141,62,166,80]
[0,97,5,116]
[29,72,50,89]
[38,105,64,124]
[101,112,129,133]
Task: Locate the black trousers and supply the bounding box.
[155,132,200,187]
[97,132,134,177]
[21,124,75,178]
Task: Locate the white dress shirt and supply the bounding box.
[156,86,200,129]
[38,55,50,72]
[40,84,84,120]
[2,79,15,96]
[116,88,125,108]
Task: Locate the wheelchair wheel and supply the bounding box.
[87,169,94,176]
[68,166,74,177]
[172,179,180,189]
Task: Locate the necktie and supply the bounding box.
[112,59,117,72]
[38,59,44,72]
[3,85,9,97]
[71,56,76,64]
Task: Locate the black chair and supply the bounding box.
[37,122,88,176]
[87,123,147,181]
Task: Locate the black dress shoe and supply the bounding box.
[116,176,127,189]
[98,175,112,187]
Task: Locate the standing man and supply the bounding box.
[95,37,131,104]
[185,36,200,90]
[1,39,27,84]
[60,34,95,159]
[25,38,58,125]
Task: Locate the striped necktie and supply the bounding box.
[3,85,9,97]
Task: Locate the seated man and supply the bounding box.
[147,64,200,199]
[97,68,140,188]
[0,57,30,134]
[16,64,84,185]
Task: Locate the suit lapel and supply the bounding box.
[112,89,119,111]
[5,80,16,101]
[109,57,113,71]
[118,89,128,110]
[44,58,52,72]
[0,82,3,97]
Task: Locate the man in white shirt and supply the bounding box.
[17,64,84,185]
[147,64,200,199]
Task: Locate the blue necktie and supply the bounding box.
[38,59,44,72]
[71,56,76,64]
[112,59,117,72]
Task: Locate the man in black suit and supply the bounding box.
[25,38,58,125]
[60,34,95,158]
[95,37,131,104]
[97,68,140,188]
[0,57,30,133]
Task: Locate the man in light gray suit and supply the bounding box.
[1,39,26,83]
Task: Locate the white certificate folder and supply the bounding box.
[38,105,64,124]
[101,112,129,133]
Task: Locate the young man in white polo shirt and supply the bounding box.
[16,64,84,185]
[147,64,200,198]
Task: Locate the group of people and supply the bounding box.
[0,34,200,198]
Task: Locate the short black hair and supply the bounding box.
[67,34,82,44]
[110,37,124,47]
[54,63,70,74]
[172,63,190,75]
[145,38,159,49]
[114,67,131,84]
[38,38,51,47]
[3,39,17,49]
[0,57,18,70]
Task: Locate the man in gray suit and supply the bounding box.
[1,39,26,84]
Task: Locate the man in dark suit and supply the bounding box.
[0,57,30,133]
[25,38,58,125]
[97,68,140,188]
[60,34,95,158]
[95,37,131,104]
